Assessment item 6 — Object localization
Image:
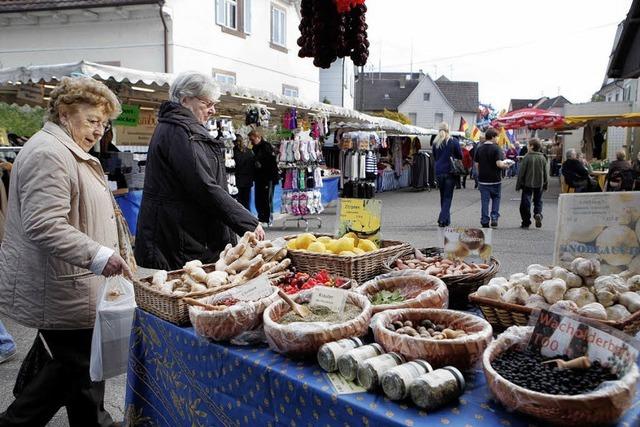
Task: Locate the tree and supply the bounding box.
[0,103,45,137]
[371,109,411,125]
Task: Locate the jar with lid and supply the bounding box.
[410,366,465,410]
[337,343,384,381]
[317,338,364,372]
[357,352,405,391]
[381,359,433,400]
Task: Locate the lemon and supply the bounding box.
[325,239,339,253]
[295,233,317,250]
[286,240,297,250]
[344,232,359,246]
[357,239,378,253]
[335,237,356,253]
[353,247,365,255]
[307,241,326,253]
[339,251,356,256]
[317,236,332,244]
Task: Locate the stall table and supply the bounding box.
[590,170,608,190]
[124,309,640,427]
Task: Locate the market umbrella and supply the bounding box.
[491,108,564,130]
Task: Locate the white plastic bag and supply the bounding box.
[90,275,137,381]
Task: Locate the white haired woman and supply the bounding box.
[0,76,134,426]
[135,71,264,270]
[431,122,462,227]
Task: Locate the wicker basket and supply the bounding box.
[469,292,640,335]
[383,247,500,310]
[356,270,448,314]
[263,290,372,356]
[483,326,639,426]
[371,308,493,371]
[285,234,412,284]
[134,264,218,325]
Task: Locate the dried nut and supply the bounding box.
[420,333,430,338]
[393,321,404,329]
[387,324,396,331]
[404,320,413,328]
[421,320,435,329]
[427,328,435,334]
[442,328,456,339]
[418,326,427,334]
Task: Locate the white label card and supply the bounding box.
[325,373,366,394]
[309,286,347,313]
[229,275,273,301]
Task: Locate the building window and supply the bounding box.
[615,92,620,102]
[282,84,298,98]
[408,113,417,125]
[216,0,250,35]
[435,112,443,124]
[213,69,237,85]
[384,94,390,99]
[271,5,286,47]
[423,92,430,101]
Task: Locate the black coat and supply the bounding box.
[233,146,255,188]
[135,101,258,270]
[252,139,279,184]
[561,158,590,186]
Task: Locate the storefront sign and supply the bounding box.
[337,198,382,246]
[528,309,638,376]
[310,286,347,313]
[113,104,140,127]
[114,109,157,146]
[554,193,640,272]
[441,227,493,262]
[16,84,43,104]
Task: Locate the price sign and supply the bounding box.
[310,286,347,313]
[230,275,273,301]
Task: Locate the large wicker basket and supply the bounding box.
[263,290,372,356]
[383,247,500,310]
[285,234,411,284]
[133,264,218,325]
[483,326,639,426]
[469,292,640,335]
[371,308,493,371]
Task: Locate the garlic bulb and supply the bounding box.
[476,284,504,300]
[539,279,567,305]
[594,275,629,294]
[488,277,509,287]
[510,274,530,290]
[502,284,529,305]
[551,267,569,282]
[509,273,527,282]
[526,264,548,275]
[549,300,579,313]
[529,275,544,294]
[570,257,600,278]
[627,275,640,292]
[564,287,596,308]
[525,294,550,310]
[619,292,640,313]
[606,304,631,321]
[564,272,583,289]
[578,302,608,320]
[595,225,640,266]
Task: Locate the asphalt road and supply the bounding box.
[0,175,561,426]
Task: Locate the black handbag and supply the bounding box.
[13,333,52,398]
[448,139,466,176]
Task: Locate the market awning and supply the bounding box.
[563,113,640,128]
[0,60,173,87]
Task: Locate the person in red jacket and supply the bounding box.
[461,141,474,188]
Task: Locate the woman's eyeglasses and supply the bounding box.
[197,97,217,109]
[86,118,111,132]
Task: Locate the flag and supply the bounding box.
[470,125,480,142]
[498,127,512,149]
[459,117,469,133]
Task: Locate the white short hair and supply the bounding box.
[169,71,220,104]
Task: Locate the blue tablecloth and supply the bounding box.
[123,309,640,427]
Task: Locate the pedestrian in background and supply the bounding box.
[432,122,462,227]
[474,128,512,228]
[250,129,279,226]
[461,141,474,189]
[516,138,548,229]
[233,134,255,210]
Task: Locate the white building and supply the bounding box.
[0,0,320,100]
[319,58,355,109]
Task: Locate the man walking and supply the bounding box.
[516,138,549,228]
[474,128,512,228]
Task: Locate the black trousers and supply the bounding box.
[519,186,543,226]
[254,181,274,223]
[0,329,113,427]
[236,186,252,211]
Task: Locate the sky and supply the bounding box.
[363,0,633,111]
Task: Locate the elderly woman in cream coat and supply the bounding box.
[0,77,132,427]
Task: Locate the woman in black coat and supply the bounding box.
[135,72,264,270]
[233,134,255,210]
[249,129,279,225]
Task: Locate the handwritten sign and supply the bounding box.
[528,309,639,376]
[326,372,366,394]
[113,104,140,127]
[310,286,347,313]
[554,193,640,273]
[337,198,382,246]
[229,275,273,301]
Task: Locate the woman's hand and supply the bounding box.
[102,253,133,280]
[254,224,266,241]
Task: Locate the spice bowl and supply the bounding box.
[483,326,639,426]
[189,286,281,341]
[263,290,372,356]
[356,270,449,314]
[371,308,493,370]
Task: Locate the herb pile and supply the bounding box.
[371,290,405,305]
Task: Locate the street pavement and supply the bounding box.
[0,175,561,426]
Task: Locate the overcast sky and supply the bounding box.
[363,0,633,111]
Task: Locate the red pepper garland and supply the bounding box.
[297,0,370,68]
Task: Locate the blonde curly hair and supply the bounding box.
[47,76,121,124]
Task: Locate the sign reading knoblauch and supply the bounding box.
[337,198,382,247]
[554,193,640,274]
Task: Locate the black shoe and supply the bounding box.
[490,220,498,228]
[520,223,530,229]
[481,223,490,228]
[534,214,542,228]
